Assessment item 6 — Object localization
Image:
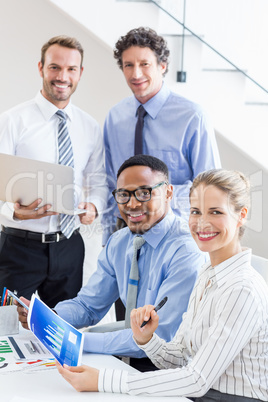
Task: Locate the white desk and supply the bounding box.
[1,352,190,402]
[0,326,190,402]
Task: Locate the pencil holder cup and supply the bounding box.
[0,305,19,335]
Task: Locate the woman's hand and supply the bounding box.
[130,305,159,345]
[55,360,99,392]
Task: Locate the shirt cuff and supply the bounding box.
[86,197,106,217]
[133,333,159,354]
[98,368,129,394]
[83,332,105,354]
[1,202,18,221]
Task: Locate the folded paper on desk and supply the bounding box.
[28,294,84,366]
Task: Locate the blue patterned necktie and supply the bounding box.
[56,110,75,238]
[125,236,146,328]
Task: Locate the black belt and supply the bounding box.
[1,226,79,243]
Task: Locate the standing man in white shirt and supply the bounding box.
[0,36,107,308]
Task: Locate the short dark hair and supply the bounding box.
[41,35,84,67]
[114,27,170,75]
[117,154,169,181]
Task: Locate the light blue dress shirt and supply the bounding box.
[55,211,206,358]
[102,83,221,243]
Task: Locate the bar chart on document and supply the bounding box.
[28,294,84,366]
[44,321,65,359]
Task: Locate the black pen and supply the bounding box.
[140,296,168,328]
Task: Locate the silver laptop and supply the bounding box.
[0,153,86,215]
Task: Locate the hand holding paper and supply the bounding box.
[27,294,84,366]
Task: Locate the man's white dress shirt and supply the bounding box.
[0,91,107,233]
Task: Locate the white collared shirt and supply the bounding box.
[0,91,107,233]
[99,249,268,400]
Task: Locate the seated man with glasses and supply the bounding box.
[17,155,205,372]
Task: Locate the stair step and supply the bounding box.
[245,102,268,106]
[202,68,247,73]
[162,33,203,37]
[116,0,149,2]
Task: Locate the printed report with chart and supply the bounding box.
[28,294,84,366]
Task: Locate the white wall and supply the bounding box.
[216,132,268,258]
[50,0,160,51]
[160,0,268,91]
[0,0,131,125]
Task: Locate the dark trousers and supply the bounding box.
[129,357,159,372]
[0,230,84,308]
[189,389,262,402]
[114,356,158,372]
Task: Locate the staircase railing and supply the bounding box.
[149,0,268,94]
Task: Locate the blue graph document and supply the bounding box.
[27,294,84,366]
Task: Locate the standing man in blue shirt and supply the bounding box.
[17,155,205,372]
[103,27,221,244]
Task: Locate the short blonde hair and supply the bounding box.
[189,169,250,238]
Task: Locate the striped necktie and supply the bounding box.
[56,110,75,238]
[125,236,145,328]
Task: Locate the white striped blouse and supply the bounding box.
[99,249,268,400]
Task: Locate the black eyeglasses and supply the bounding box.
[112,181,168,204]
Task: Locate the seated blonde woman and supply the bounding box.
[56,169,268,402]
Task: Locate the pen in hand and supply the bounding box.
[140,296,168,328]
